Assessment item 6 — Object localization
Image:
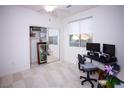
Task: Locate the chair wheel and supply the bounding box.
[81,82,84,85]
[97,84,101,88]
[91,85,94,88]
[80,76,82,79]
[80,76,83,79]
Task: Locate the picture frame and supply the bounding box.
[37,42,47,64]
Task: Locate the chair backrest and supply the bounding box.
[77,54,86,64]
[77,54,86,70]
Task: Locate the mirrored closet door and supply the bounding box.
[47,28,60,63]
[30,26,60,67]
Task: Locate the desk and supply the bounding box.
[84,54,118,81]
[84,55,123,88]
[84,55,116,71]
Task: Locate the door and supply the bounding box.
[47,28,60,62]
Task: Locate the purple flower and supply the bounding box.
[104,65,113,75]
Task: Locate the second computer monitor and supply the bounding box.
[86,43,100,52]
[103,44,115,56]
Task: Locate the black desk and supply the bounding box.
[84,55,116,65]
[83,54,122,88]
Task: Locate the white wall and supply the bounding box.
[62,6,124,66]
[121,6,124,64]
[0,6,61,77]
[0,7,3,64]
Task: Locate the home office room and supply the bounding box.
[0,0,124,89]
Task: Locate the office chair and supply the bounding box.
[77,54,98,88]
[78,54,86,72]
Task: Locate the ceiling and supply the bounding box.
[20,5,97,18]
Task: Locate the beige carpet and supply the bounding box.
[0,61,99,88]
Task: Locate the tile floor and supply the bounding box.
[47,56,59,63]
[0,61,100,88]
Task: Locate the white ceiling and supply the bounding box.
[20,5,97,18]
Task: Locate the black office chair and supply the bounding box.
[77,54,98,88]
[78,54,86,72]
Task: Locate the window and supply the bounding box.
[69,34,80,47]
[80,34,92,47]
[69,17,93,47]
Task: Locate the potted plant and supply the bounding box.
[104,65,120,88]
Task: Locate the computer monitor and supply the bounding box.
[86,43,100,52]
[103,44,115,56]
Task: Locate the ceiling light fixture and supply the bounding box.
[44,5,56,12]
